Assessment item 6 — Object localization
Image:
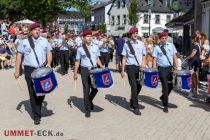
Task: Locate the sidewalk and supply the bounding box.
[0,64,210,140]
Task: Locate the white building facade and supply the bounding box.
[108,0,174,36]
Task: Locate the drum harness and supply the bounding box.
[28,36,46,68]
[158,44,173,83]
[127,41,144,85]
[82,44,97,88]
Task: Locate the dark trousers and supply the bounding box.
[24,66,45,120]
[158,66,173,107]
[54,48,60,66]
[80,67,98,111]
[100,52,110,67]
[51,49,56,68]
[126,65,142,109]
[60,50,69,74]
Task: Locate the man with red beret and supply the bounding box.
[74,29,104,118]
[121,27,146,115]
[152,32,178,113]
[14,22,52,125]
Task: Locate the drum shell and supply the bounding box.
[140,68,159,88]
[90,68,113,88]
[32,71,58,94]
[174,73,192,90]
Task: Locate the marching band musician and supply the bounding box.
[121,27,146,115]
[74,29,104,118]
[60,37,70,75]
[14,22,52,125]
[152,32,178,113]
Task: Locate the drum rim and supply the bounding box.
[173,70,191,76]
[31,67,53,78]
[140,68,158,72]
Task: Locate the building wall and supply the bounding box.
[109,0,131,36]
[105,4,112,24]
[93,8,105,25]
[137,12,174,36]
[202,2,210,40]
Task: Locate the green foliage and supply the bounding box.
[64,23,68,34]
[99,23,106,33]
[128,0,139,26]
[0,0,91,26]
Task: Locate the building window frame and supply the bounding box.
[111,16,115,26]
[123,14,127,25]
[155,15,160,24]
[143,14,149,24]
[166,15,171,22]
[117,0,121,9]
[117,15,120,25]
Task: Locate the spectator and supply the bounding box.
[187,35,201,98]
[115,35,125,72]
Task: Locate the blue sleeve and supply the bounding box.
[172,43,177,54]
[97,47,101,57]
[46,40,52,52]
[121,43,127,56]
[17,41,24,54]
[76,48,81,60]
[152,46,158,58]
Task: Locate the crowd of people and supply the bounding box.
[0,18,209,124]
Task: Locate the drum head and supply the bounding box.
[90,68,109,74]
[31,67,52,79]
[140,68,158,72]
[173,70,191,76]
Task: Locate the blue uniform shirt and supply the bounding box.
[100,43,109,53]
[121,40,146,66]
[153,42,177,67]
[76,43,100,68]
[60,42,69,51]
[17,36,52,68]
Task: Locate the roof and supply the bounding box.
[165,11,194,28]
[58,12,84,19]
[108,0,173,15]
[92,1,112,11]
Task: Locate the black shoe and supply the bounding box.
[160,96,163,101]
[91,102,94,110]
[129,104,135,110]
[133,109,141,115]
[85,111,91,118]
[163,107,168,113]
[34,118,41,125]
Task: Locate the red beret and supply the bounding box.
[42,29,47,33]
[82,29,92,37]
[29,22,40,31]
[129,27,138,34]
[66,34,71,38]
[73,34,77,38]
[159,32,168,38]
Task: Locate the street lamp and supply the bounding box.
[148,8,151,36]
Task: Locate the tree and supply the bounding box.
[99,23,106,33]
[0,0,91,27]
[128,0,139,26]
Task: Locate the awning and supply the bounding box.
[165,12,194,28]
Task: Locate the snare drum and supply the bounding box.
[90,68,113,88]
[31,67,58,95]
[173,70,192,90]
[140,68,159,88]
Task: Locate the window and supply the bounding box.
[155,15,160,24]
[117,15,120,25]
[123,15,127,25]
[143,14,149,24]
[111,16,115,25]
[143,33,149,37]
[117,0,121,9]
[166,15,171,22]
[122,0,126,8]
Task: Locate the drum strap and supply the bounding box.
[28,36,40,67]
[127,41,140,66]
[82,43,95,68]
[158,44,172,66]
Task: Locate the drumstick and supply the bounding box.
[181,58,187,65]
[123,72,126,86]
[74,80,77,89]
